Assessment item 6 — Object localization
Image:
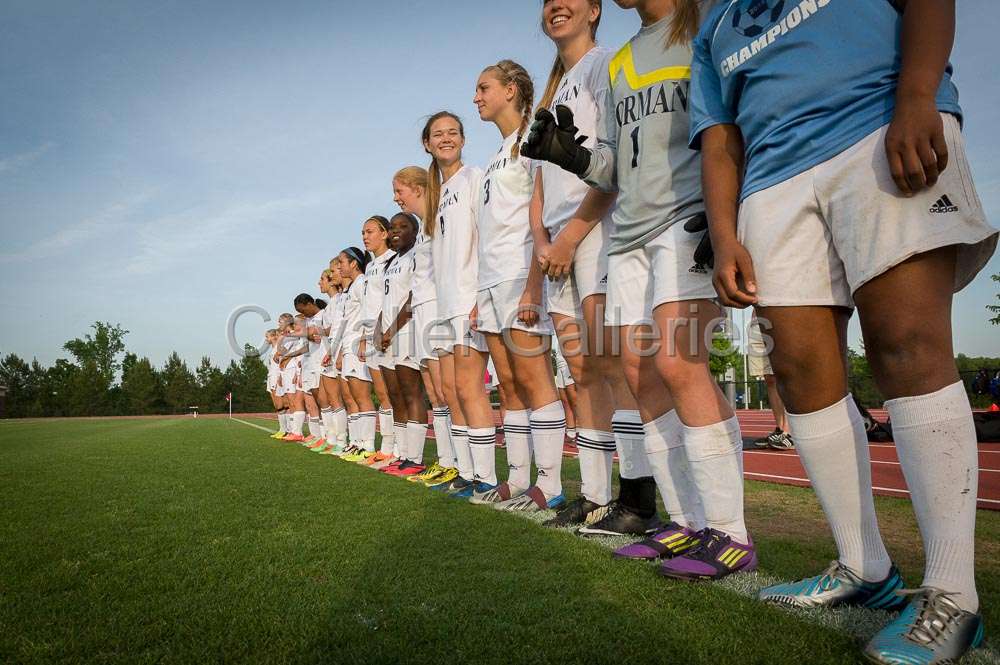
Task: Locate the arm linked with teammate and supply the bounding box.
[545,188,616,280]
[528,171,554,276]
[885,0,955,196]
[701,123,757,307]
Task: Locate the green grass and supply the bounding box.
[0,417,996,664]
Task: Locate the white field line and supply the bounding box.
[231,417,275,434]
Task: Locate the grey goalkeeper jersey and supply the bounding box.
[583,12,705,255]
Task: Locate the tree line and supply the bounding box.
[0,322,271,418]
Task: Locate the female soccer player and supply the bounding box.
[391,166,458,484]
[375,212,430,477]
[264,329,288,438]
[357,216,399,464]
[529,0,640,529]
[317,268,350,452]
[470,59,567,512]
[336,246,376,459]
[274,313,309,442]
[422,110,489,494]
[525,0,753,577]
[691,1,995,661]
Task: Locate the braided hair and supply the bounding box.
[483,59,534,159]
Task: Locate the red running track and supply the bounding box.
[554,410,998,510]
[249,409,1000,510]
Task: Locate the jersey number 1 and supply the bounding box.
[630,127,640,169]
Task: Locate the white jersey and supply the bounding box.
[541,46,614,237]
[381,248,415,327]
[360,249,396,335]
[432,165,484,319]
[303,312,326,370]
[267,342,280,378]
[278,335,305,369]
[339,275,366,354]
[410,231,436,307]
[477,132,535,290]
[322,292,345,358]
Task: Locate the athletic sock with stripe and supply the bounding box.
[504,409,533,491]
[451,425,474,481]
[531,401,566,499]
[576,429,615,505]
[433,406,456,468]
[406,420,429,464]
[786,395,890,581]
[468,426,498,485]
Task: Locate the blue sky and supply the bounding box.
[1,1,997,369]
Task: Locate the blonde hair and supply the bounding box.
[482,59,534,159]
[393,166,428,235]
[668,0,700,48]
[421,111,465,237]
[538,1,603,112]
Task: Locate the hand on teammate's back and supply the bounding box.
[522,105,592,176]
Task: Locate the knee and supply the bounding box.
[653,352,707,395]
[621,356,642,397]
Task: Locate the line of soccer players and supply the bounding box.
[259,2,995,663]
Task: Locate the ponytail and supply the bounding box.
[484,59,534,159]
[537,0,602,112]
[421,111,465,237]
[667,0,700,48]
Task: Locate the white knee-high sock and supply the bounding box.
[308,416,322,439]
[531,401,566,498]
[468,426,497,485]
[321,407,337,439]
[291,411,306,436]
[347,413,359,445]
[682,416,748,544]
[786,396,890,581]
[433,407,456,468]
[504,409,533,491]
[576,429,615,505]
[359,411,377,452]
[886,381,979,612]
[644,410,705,530]
[334,408,348,442]
[378,408,394,449]
[390,422,407,457]
[612,410,652,479]
[451,425,474,479]
[277,411,287,432]
[407,420,429,463]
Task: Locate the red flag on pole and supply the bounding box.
[225,393,232,402]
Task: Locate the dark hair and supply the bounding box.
[293,293,315,307]
[315,298,327,309]
[342,246,369,272]
[391,211,420,232]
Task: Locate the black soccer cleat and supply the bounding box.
[576,501,662,537]
[543,497,607,528]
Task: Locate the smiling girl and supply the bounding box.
[335,246,374,458]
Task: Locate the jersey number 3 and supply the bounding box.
[483,179,491,205]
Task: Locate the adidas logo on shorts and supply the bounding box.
[929,195,959,214]
[689,264,708,275]
[599,274,608,285]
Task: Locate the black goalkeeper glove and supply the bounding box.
[521,105,592,176]
[683,213,714,269]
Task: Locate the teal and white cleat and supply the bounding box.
[760,561,907,610]
[864,588,984,665]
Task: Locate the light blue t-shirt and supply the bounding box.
[690,0,962,201]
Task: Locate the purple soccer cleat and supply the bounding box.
[657,528,757,581]
[613,522,700,561]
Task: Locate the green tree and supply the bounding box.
[988,272,1000,326]
[65,359,109,416]
[0,354,34,417]
[63,322,129,386]
[121,355,164,415]
[195,357,227,413]
[225,345,270,413]
[161,353,197,414]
